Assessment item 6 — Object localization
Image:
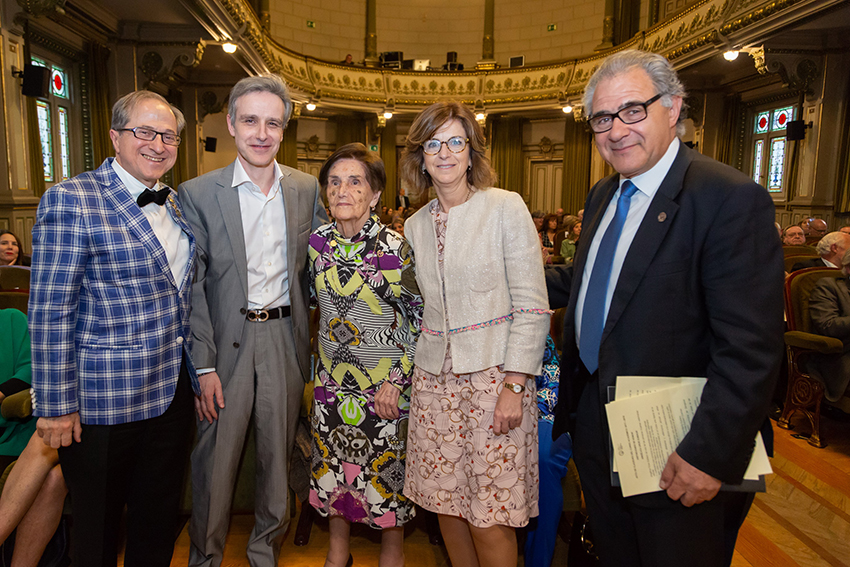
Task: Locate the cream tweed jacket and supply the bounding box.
[405,187,550,377]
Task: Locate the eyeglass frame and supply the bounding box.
[586,93,664,134]
[421,136,469,155]
[116,127,182,147]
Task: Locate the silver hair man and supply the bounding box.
[583,49,688,137]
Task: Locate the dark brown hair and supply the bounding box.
[0,230,23,265]
[318,142,386,196]
[399,101,495,198]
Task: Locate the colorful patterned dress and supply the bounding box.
[308,215,423,528]
[403,201,540,528]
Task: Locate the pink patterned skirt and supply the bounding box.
[403,348,539,528]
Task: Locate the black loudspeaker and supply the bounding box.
[21,64,51,98]
[446,51,458,63]
[203,137,217,152]
[786,120,806,141]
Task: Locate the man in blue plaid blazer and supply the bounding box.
[29,91,199,567]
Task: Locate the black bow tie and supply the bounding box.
[137,188,170,208]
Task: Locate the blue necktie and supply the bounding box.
[579,180,639,374]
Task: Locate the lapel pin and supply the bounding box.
[657,212,667,222]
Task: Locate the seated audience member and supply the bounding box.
[576,208,584,221]
[0,308,66,567]
[791,231,850,272]
[523,336,572,567]
[782,225,806,246]
[531,210,545,231]
[807,247,850,403]
[0,231,28,267]
[559,215,581,261]
[840,225,850,235]
[540,214,559,254]
[775,222,783,240]
[807,218,828,240]
[391,220,405,237]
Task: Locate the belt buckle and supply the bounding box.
[247,309,269,322]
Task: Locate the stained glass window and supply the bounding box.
[36,100,53,182]
[768,137,786,191]
[755,111,770,134]
[752,140,764,185]
[772,106,793,131]
[51,68,67,99]
[58,107,70,180]
[30,57,47,68]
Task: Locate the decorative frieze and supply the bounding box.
[191,0,839,115]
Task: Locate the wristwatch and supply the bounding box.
[503,382,525,394]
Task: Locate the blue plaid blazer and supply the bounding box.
[29,158,200,425]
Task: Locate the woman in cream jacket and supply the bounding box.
[401,101,550,567]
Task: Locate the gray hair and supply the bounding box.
[583,49,688,137]
[111,91,186,133]
[228,74,293,128]
[816,232,847,257]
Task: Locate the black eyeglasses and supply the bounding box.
[587,94,663,133]
[422,136,468,155]
[116,127,182,147]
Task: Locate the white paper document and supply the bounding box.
[605,376,772,497]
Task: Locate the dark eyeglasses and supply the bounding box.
[587,94,663,133]
[117,127,182,147]
[422,136,468,155]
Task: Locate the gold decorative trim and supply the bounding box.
[196,0,835,113]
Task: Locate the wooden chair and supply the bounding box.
[783,254,820,273]
[782,244,817,257]
[0,291,28,314]
[0,266,30,291]
[777,267,843,447]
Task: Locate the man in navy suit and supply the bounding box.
[546,50,783,566]
[30,91,198,567]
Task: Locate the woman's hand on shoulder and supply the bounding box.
[375,381,402,420]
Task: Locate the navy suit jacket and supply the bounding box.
[547,144,784,485]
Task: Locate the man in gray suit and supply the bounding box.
[180,75,328,567]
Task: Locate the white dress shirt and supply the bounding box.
[112,159,190,286]
[575,137,680,343]
[233,158,289,310]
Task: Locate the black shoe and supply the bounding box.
[293,506,314,546]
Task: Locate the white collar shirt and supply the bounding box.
[233,158,289,310]
[111,158,190,287]
[576,137,680,344]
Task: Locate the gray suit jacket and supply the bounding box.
[808,275,850,401]
[178,161,328,384]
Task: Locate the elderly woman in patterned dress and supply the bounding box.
[400,102,550,567]
[308,143,422,567]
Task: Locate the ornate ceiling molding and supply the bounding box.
[185,0,842,117]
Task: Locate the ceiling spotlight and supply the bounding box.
[383,111,393,119]
[562,105,573,114]
[475,112,486,121]
[222,42,237,54]
[723,50,739,61]
[306,102,317,111]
